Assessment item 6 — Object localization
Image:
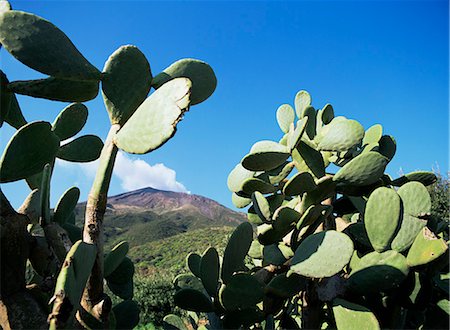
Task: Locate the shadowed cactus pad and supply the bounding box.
[8,77,99,102]
[52,103,88,141]
[291,231,354,278]
[57,135,103,162]
[152,58,216,105]
[349,250,409,294]
[0,121,60,183]
[102,45,152,125]
[242,140,290,171]
[173,288,214,312]
[200,247,220,297]
[53,187,80,225]
[0,11,100,80]
[114,77,191,154]
[219,273,264,311]
[104,241,129,277]
[364,187,401,252]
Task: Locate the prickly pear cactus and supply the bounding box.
[171,89,449,330]
[0,2,216,329]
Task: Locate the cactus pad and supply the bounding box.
[114,77,191,154]
[152,58,216,105]
[57,135,103,162]
[187,253,202,278]
[52,103,88,141]
[112,300,140,330]
[102,45,152,125]
[333,151,388,186]
[104,241,129,277]
[397,181,431,217]
[0,11,100,80]
[276,104,295,133]
[53,187,80,225]
[219,273,264,310]
[406,228,448,267]
[318,119,364,152]
[0,121,59,183]
[377,135,396,160]
[283,172,316,196]
[163,314,188,330]
[241,141,290,171]
[8,77,99,102]
[266,273,307,298]
[200,247,220,297]
[291,231,354,278]
[222,222,253,283]
[332,298,380,330]
[391,214,426,252]
[241,178,276,195]
[227,163,255,192]
[174,288,214,312]
[348,250,409,293]
[232,193,252,208]
[294,141,326,178]
[364,187,401,252]
[294,90,311,118]
[252,192,271,222]
[362,124,382,146]
[391,171,437,187]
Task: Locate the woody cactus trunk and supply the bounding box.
[168,90,449,329]
[0,1,216,329]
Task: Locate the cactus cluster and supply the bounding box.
[0,2,216,329]
[171,90,449,329]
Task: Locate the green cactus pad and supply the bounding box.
[263,243,292,266]
[53,187,80,225]
[377,135,396,160]
[0,11,100,80]
[272,206,301,234]
[300,176,336,213]
[252,191,271,222]
[348,250,409,294]
[276,104,295,133]
[0,71,11,127]
[186,253,202,278]
[241,178,276,195]
[291,231,354,278]
[104,241,129,277]
[364,187,401,252]
[391,214,427,252]
[266,273,307,298]
[18,189,41,224]
[173,274,204,292]
[200,247,220,297]
[283,172,316,196]
[152,58,216,105]
[344,223,372,250]
[333,151,388,186]
[320,103,334,125]
[391,171,437,187]
[294,90,311,118]
[174,288,214,312]
[106,257,134,300]
[296,204,331,231]
[163,314,188,330]
[287,118,308,150]
[267,161,295,184]
[232,193,252,208]
[318,119,364,152]
[219,273,264,311]
[406,228,448,267]
[0,121,59,183]
[397,181,431,217]
[294,140,326,178]
[57,135,103,163]
[241,141,290,171]
[362,124,382,146]
[112,300,140,330]
[62,223,82,243]
[102,45,152,125]
[227,163,255,192]
[4,93,27,129]
[51,103,88,141]
[332,298,380,330]
[222,222,253,283]
[113,77,191,154]
[52,240,96,309]
[302,106,317,139]
[8,77,99,102]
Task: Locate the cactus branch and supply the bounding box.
[81,124,119,318]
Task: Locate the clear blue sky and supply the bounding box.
[1,0,448,210]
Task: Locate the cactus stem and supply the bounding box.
[81,124,119,319]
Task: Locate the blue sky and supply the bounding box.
[1,0,448,210]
